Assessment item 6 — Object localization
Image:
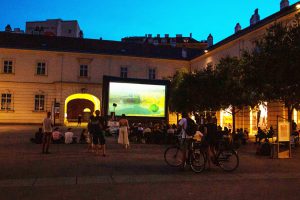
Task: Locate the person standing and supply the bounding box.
[90,110,106,156]
[42,112,53,154]
[178,112,193,169]
[77,114,82,126]
[118,114,130,149]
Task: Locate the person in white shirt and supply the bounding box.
[42,112,53,154]
[64,128,74,144]
[178,112,193,169]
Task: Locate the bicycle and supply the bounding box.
[204,137,239,172]
[164,135,206,173]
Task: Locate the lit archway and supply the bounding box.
[64,93,100,125]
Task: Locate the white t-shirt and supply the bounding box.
[65,131,74,144]
[43,118,52,133]
[179,118,192,139]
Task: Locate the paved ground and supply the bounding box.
[0,125,300,200]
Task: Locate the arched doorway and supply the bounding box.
[64,93,100,125]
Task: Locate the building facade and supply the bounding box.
[26,19,83,38]
[1,1,300,133]
[0,33,193,125]
[191,1,300,134]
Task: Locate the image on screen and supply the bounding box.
[108,82,166,117]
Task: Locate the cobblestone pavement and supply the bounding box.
[0,125,300,200]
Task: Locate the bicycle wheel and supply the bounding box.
[217,149,239,172]
[164,146,184,167]
[190,148,206,173]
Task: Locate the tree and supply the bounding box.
[215,56,259,133]
[249,14,300,130]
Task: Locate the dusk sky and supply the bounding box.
[1,0,299,43]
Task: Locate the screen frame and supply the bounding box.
[102,76,170,120]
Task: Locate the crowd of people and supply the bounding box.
[33,110,277,159]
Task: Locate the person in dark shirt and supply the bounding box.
[89,110,106,156]
[30,127,43,144]
[204,115,218,169]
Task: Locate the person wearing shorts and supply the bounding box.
[42,112,53,154]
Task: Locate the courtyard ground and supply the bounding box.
[0,125,300,200]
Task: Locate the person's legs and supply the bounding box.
[42,133,47,153]
[45,133,51,153]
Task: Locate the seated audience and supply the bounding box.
[30,127,43,144]
[79,129,87,144]
[65,128,75,144]
[52,127,64,144]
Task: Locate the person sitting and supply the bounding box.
[52,127,64,144]
[30,127,43,144]
[79,129,87,144]
[65,128,75,144]
[266,126,275,140]
[137,123,144,143]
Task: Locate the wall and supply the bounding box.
[0,48,188,124]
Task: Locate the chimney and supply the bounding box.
[280,0,289,10]
[250,9,260,26]
[165,34,169,38]
[157,34,160,38]
[5,24,12,32]
[190,33,192,38]
[176,34,182,38]
[235,23,241,33]
[207,34,213,47]
[148,34,152,38]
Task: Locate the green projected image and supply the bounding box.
[108,82,166,117]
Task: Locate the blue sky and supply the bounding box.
[1,0,299,43]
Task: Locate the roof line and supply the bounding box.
[193,1,300,60]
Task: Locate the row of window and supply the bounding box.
[120,67,156,79]
[1,60,157,79]
[1,93,45,111]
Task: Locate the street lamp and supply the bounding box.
[113,103,117,113]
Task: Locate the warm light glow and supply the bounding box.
[293,109,297,124]
[250,108,253,135]
[296,4,300,9]
[64,93,100,125]
[204,50,208,53]
[220,107,232,129]
[84,108,91,112]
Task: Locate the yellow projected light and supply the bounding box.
[64,93,100,124]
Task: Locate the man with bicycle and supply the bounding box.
[178,112,194,169]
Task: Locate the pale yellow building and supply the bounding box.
[0,34,193,125]
[1,1,299,132]
[191,1,300,134]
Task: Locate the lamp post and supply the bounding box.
[113,103,117,113]
[112,103,117,120]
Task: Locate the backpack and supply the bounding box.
[185,117,197,136]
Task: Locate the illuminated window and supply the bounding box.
[149,68,156,80]
[36,62,46,75]
[3,60,13,74]
[34,95,45,111]
[120,67,128,78]
[80,65,88,77]
[1,93,12,110]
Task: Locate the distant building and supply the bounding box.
[122,33,208,50]
[4,24,24,34]
[26,19,83,38]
